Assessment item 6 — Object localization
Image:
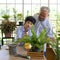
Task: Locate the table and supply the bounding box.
[0,45,46,60]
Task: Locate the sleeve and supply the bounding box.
[46,20,54,38]
[16,26,22,39]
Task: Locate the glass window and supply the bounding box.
[0,4,6,19]
[7,4,15,17]
[24,4,31,18]
[58,5,60,14]
[32,0,40,4]
[32,4,40,15]
[0,0,6,3]
[24,0,31,4]
[16,4,22,13]
[57,5,60,21]
[40,4,48,7]
[41,0,48,4]
[58,0,60,4]
[49,5,57,20]
[49,0,57,4]
[16,0,22,3]
[7,0,15,3]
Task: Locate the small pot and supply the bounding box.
[19,22,23,26]
[8,44,17,55]
[30,47,40,52]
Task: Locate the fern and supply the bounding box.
[15,28,47,51]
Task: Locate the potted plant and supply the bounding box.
[15,28,48,51]
[49,33,60,60]
[14,28,49,58]
[13,8,23,25]
[2,13,10,24]
[17,13,23,26]
[2,14,10,20]
[1,12,16,37]
[1,21,16,37]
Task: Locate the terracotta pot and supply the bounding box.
[5,32,11,37]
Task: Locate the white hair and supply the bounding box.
[40,6,50,13]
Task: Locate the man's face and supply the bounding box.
[24,21,32,30]
[39,9,49,21]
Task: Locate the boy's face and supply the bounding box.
[24,21,33,30]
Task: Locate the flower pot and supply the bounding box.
[19,22,23,26]
[8,44,17,55]
[4,33,11,37]
[30,47,40,52]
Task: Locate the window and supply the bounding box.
[0,0,60,44]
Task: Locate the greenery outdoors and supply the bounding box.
[1,9,16,34]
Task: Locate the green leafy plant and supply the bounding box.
[17,13,23,20]
[49,33,60,60]
[13,8,17,22]
[15,28,48,51]
[13,8,24,22]
[2,14,10,20]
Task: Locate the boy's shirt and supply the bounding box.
[17,26,32,39]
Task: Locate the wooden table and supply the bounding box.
[0,45,46,60]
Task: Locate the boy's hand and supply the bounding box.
[24,32,28,36]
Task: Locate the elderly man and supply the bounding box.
[34,6,54,56]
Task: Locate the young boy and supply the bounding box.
[17,16,36,39]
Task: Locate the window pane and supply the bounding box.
[41,0,48,4]
[32,4,40,15]
[7,4,15,15]
[58,5,60,20]
[16,4,22,13]
[7,0,15,3]
[16,4,23,24]
[58,0,60,4]
[24,4,31,18]
[40,4,48,8]
[49,0,57,4]
[24,0,31,4]
[16,0,22,3]
[32,0,40,4]
[58,5,60,13]
[49,5,57,20]
[7,4,15,20]
[0,0,6,3]
[0,4,6,19]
